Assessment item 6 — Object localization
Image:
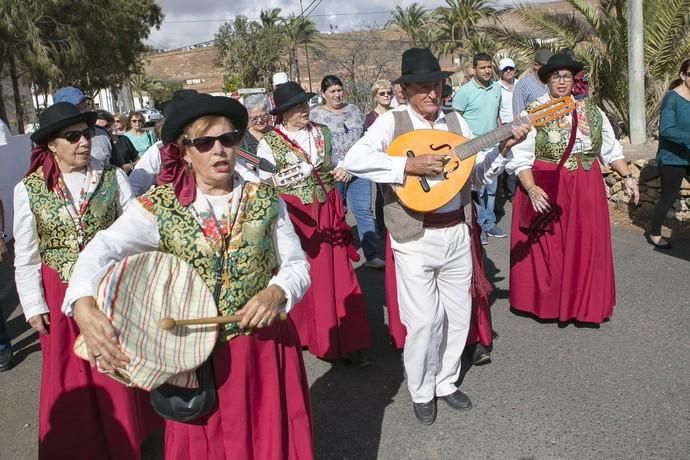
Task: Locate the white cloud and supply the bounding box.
[147,0,558,50]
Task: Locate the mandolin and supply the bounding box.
[387,97,575,212]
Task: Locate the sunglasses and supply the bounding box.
[58,127,95,143]
[502,67,516,72]
[183,130,242,152]
[378,90,392,96]
[249,115,269,123]
[130,119,143,123]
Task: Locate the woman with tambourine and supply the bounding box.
[63,92,314,459]
[506,53,639,325]
[13,102,159,459]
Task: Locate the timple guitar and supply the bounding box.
[387,97,575,212]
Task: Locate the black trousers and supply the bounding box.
[651,164,690,235]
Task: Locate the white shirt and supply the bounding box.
[0,120,11,145]
[128,141,162,196]
[256,126,328,180]
[13,162,133,321]
[344,105,510,212]
[61,174,310,316]
[506,94,625,175]
[499,79,516,124]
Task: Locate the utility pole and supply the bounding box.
[299,0,313,92]
[627,0,646,144]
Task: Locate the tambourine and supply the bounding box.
[74,251,219,391]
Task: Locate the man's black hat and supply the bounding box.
[161,92,248,144]
[31,102,97,145]
[538,53,584,83]
[269,81,316,116]
[393,48,453,84]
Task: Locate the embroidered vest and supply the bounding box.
[140,183,279,341]
[382,111,472,242]
[530,97,603,171]
[263,124,334,204]
[24,167,119,282]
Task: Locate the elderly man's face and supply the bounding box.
[403,81,442,120]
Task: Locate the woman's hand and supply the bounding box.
[236,285,286,330]
[72,296,129,372]
[526,184,552,213]
[28,313,50,335]
[330,167,351,182]
[623,176,640,205]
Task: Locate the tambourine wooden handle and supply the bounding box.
[160,313,289,330]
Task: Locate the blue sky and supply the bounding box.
[147,0,560,50]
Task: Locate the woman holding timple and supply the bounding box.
[310,75,384,268]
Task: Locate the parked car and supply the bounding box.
[139,107,163,125]
[308,95,323,108]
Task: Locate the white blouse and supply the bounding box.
[344,105,512,212]
[61,174,310,316]
[13,161,133,321]
[506,94,625,175]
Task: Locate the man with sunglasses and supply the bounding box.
[498,58,519,205]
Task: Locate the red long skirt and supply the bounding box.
[281,189,372,360]
[383,208,493,351]
[163,319,314,460]
[38,264,160,460]
[509,160,616,323]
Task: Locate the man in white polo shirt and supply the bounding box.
[498,57,518,200]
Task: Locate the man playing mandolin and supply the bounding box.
[345,48,531,425]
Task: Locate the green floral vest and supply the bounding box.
[262,124,334,204]
[24,168,119,282]
[530,97,603,171]
[139,183,279,341]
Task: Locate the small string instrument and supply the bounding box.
[387,97,575,212]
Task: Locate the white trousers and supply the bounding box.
[391,223,473,403]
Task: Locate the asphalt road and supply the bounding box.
[1,202,688,459]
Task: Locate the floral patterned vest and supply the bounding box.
[138,183,279,341]
[530,97,603,171]
[24,167,119,282]
[262,124,334,204]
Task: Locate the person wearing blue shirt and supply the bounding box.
[649,58,690,249]
[452,53,506,244]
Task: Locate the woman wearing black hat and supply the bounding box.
[12,102,159,458]
[64,93,314,459]
[256,81,372,365]
[507,53,639,324]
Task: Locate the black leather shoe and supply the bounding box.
[472,344,492,366]
[413,400,437,425]
[0,346,14,372]
[440,390,472,411]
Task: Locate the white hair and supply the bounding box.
[243,94,270,112]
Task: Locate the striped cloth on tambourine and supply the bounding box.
[74,251,219,391]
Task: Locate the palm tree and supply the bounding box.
[129,74,154,109]
[260,8,282,29]
[283,14,322,84]
[385,3,430,47]
[485,0,690,135]
[433,0,497,59]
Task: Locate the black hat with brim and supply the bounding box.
[161,93,248,144]
[538,53,584,83]
[393,48,454,84]
[31,102,97,145]
[270,81,316,116]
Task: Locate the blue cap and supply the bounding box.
[53,86,89,105]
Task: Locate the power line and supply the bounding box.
[161,11,391,24]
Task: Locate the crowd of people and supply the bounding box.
[0,44,686,459]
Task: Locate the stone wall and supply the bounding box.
[604,156,690,222]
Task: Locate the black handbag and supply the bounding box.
[149,253,225,423]
[519,108,578,233]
